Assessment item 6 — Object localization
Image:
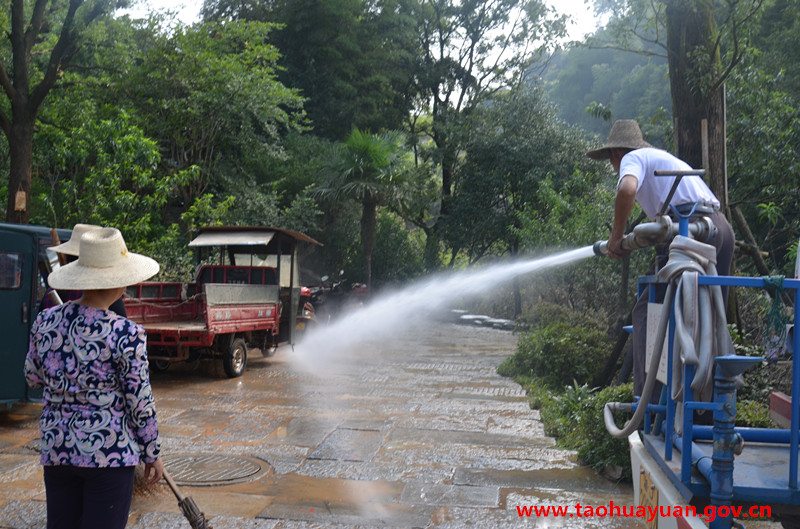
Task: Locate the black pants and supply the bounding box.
[632,210,735,397]
[43,465,135,529]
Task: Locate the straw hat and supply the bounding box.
[48,228,159,290]
[49,223,102,256]
[586,119,653,160]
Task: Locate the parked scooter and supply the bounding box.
[312,270,369,322]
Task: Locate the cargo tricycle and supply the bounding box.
[124,226,321,377]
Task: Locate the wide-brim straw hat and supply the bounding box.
[49,223,102,256]
[586,119,653,160]
[48,228,160,290]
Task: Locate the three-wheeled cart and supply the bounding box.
[125,226,321,377]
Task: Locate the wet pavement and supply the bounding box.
[3,322,647,528]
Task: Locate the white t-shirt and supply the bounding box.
[618,148,719,218]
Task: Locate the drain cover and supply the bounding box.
[163,454,266,486]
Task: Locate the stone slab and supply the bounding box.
[257,500,433,527]
[452,466,631,494]
[308,428,384,462]
[400,482,500,507]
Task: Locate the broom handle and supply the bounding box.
[50,229,68,267]
[162,467,187,502]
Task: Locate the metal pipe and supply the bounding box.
[706,356,761,529]
[691,426,792,444]
[792,286,800,488]
[593,215,716,257]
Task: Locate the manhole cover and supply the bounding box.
[163,454,267,486]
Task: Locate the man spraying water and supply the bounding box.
[586,120,735,398]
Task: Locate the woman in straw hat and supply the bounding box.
[39,223,125,316]
[24,227,164,529]
[587,120,734,398]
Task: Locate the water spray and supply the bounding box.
[293,246,596,371]
[592,214,717,257]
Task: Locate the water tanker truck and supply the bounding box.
[597,171,800,529]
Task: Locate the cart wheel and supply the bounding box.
[151,359,171,372]
[223,338,248,378]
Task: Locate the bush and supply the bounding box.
[498,317,611,389]
[524,379,634,482]
[574,384,634,481]
[538,381,595,445]
[736,399,773,428]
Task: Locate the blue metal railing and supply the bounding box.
[633,202,800,527]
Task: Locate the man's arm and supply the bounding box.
[607,175,638,259]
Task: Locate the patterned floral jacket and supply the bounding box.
[24,302,161,467]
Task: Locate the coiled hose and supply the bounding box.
[604,235,733,439]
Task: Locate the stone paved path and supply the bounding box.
[1,322,643,528]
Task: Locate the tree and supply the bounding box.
[201,0,420,140]
[0,0,126,223]
[101,19,305,205]
[590,0,765,211]
[407,0,565,267]
[314,129,410,287]
[445,85,603,315]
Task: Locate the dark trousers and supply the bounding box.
[632,210,735,396]
[43,465,135,529]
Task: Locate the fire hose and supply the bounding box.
[603,234,734,439]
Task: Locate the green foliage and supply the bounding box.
[573,383,634,481]
[497,307,612,389]
[33,108,188,245]
[728,58,800,273]
[444,85,603,263]
[524,378,634,481]
[735,399,773,428]
[95,18,306,205]
[367,211,426,288]
[313,129,413,285]
[206,0,419,140]
[542,29,670,137]
[537,381,596,445]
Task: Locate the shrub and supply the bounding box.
[498,318,611,389]
[524,379,634,482]
[538,381,595,446]
[736,399,773,428]
[574,384,634,481]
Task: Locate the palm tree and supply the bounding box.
[314,128,409,288]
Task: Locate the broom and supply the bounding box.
[134,465,212,529]
[162,467,213,529]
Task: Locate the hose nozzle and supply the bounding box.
[593,240,608,257]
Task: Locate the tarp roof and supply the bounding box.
[188,226,322,247]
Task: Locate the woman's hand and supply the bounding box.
[144,459,165,485]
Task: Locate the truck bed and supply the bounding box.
[125,272,281,350]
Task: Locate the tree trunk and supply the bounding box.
[665,0,728,211]
[1,0,92,224]
[5,111,34,224]
[361,198,377,288]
